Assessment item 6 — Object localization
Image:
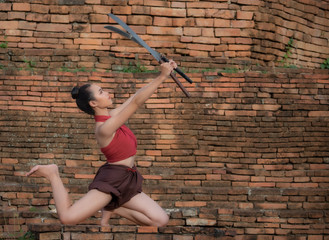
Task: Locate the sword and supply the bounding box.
[105,14,193,97]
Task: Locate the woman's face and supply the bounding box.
[89,84,113,109]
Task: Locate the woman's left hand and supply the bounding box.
[160,60,177,77]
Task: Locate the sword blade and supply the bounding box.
[108,13,162,62]
[107,13,193,92]
[104,26,141,45]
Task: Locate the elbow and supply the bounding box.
[131,95,144,108]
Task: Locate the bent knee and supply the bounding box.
[59,214,80,225]
[153,214,169,227]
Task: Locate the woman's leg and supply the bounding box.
[101,208,147,226]
[111,192,169,227]
[26,164,112,225]
[100,209,112,226]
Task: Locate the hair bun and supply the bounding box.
[71,86,80,99]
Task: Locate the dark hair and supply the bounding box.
[71,84,95,115]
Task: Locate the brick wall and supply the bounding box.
[0,0,328,73]
[1,69,329,239]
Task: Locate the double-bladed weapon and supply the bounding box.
[105,13,193,97]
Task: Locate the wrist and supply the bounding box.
[158,72,169,81]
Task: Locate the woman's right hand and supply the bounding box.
[160,60,177,78]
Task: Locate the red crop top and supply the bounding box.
[94,115,137,163]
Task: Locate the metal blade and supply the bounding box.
[107,13,193,86]
[104,26,140,45]
[108,13,162,62]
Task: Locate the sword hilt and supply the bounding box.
[160,55,193,84]
[159,57,191,98]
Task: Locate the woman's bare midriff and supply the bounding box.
[108,155,136,168]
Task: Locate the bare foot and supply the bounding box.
[26,164,59,181]
[100,209,112,226]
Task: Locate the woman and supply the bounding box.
[26,60,178,226]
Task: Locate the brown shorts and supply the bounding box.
[88,163,144,211]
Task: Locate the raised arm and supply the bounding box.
[97,61,177,138]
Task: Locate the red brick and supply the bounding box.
[26,13,50,22]
[252,104,281,111]
[172,18,195,27]
[132,5,150,15]
[237,11,254,20]
[291,183,318,188]
[183,27,201,36]
[195,18,214,27]
[137,226,158,233]
[128,15,153,25]
[175,201,207,207]
[173,236,193,240]
[187,44,214,51]
[208,10,235,19]
[153,16,173,27]
[146,150,161,156]
[231,20,255,28]
[281,224,310,229]
[74,39,102,45]
[0,21,18,29]
[13,3,30,11]
[225,110,256,116]
[310,164,329,170]
[239,202,254,209]
[17,192,33,198]
[171,2,185,8]
[31,198,49,206]
[147,26,182,35]
[37,23,72,32]
[143,175,162,180]
[214,19,231,27]
[74,174,94,179]
[237,0,261,5]
[102,0,126,5]
[93,5,112,14]
[311,177,329,182]
[2,192,16,199]
[206,174,221,181]
[8,12,25,20]
[255,203,287,209]
[228,45,251,51]
[215,28,241,37]
[309,111,329,117]
[151,7,186,17]
[194,235,218,240]
[186,218,216,226]
[249,182,276,187]
[144,0,169,7]
[70,233,113,239]
[0,3,11,11]
[51,15,70,23]
[308,236,324,240]
[69,6,93,14]
[223,174,250,181]
[39,153,55,159]
[49,5,69,14]
[187,9,205,17]
[18,21,37,30]
[31,4,49,13]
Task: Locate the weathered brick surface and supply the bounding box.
[0,0,328,72]
[0,70,328,239]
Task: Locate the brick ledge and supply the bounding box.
[27,223,232,240]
